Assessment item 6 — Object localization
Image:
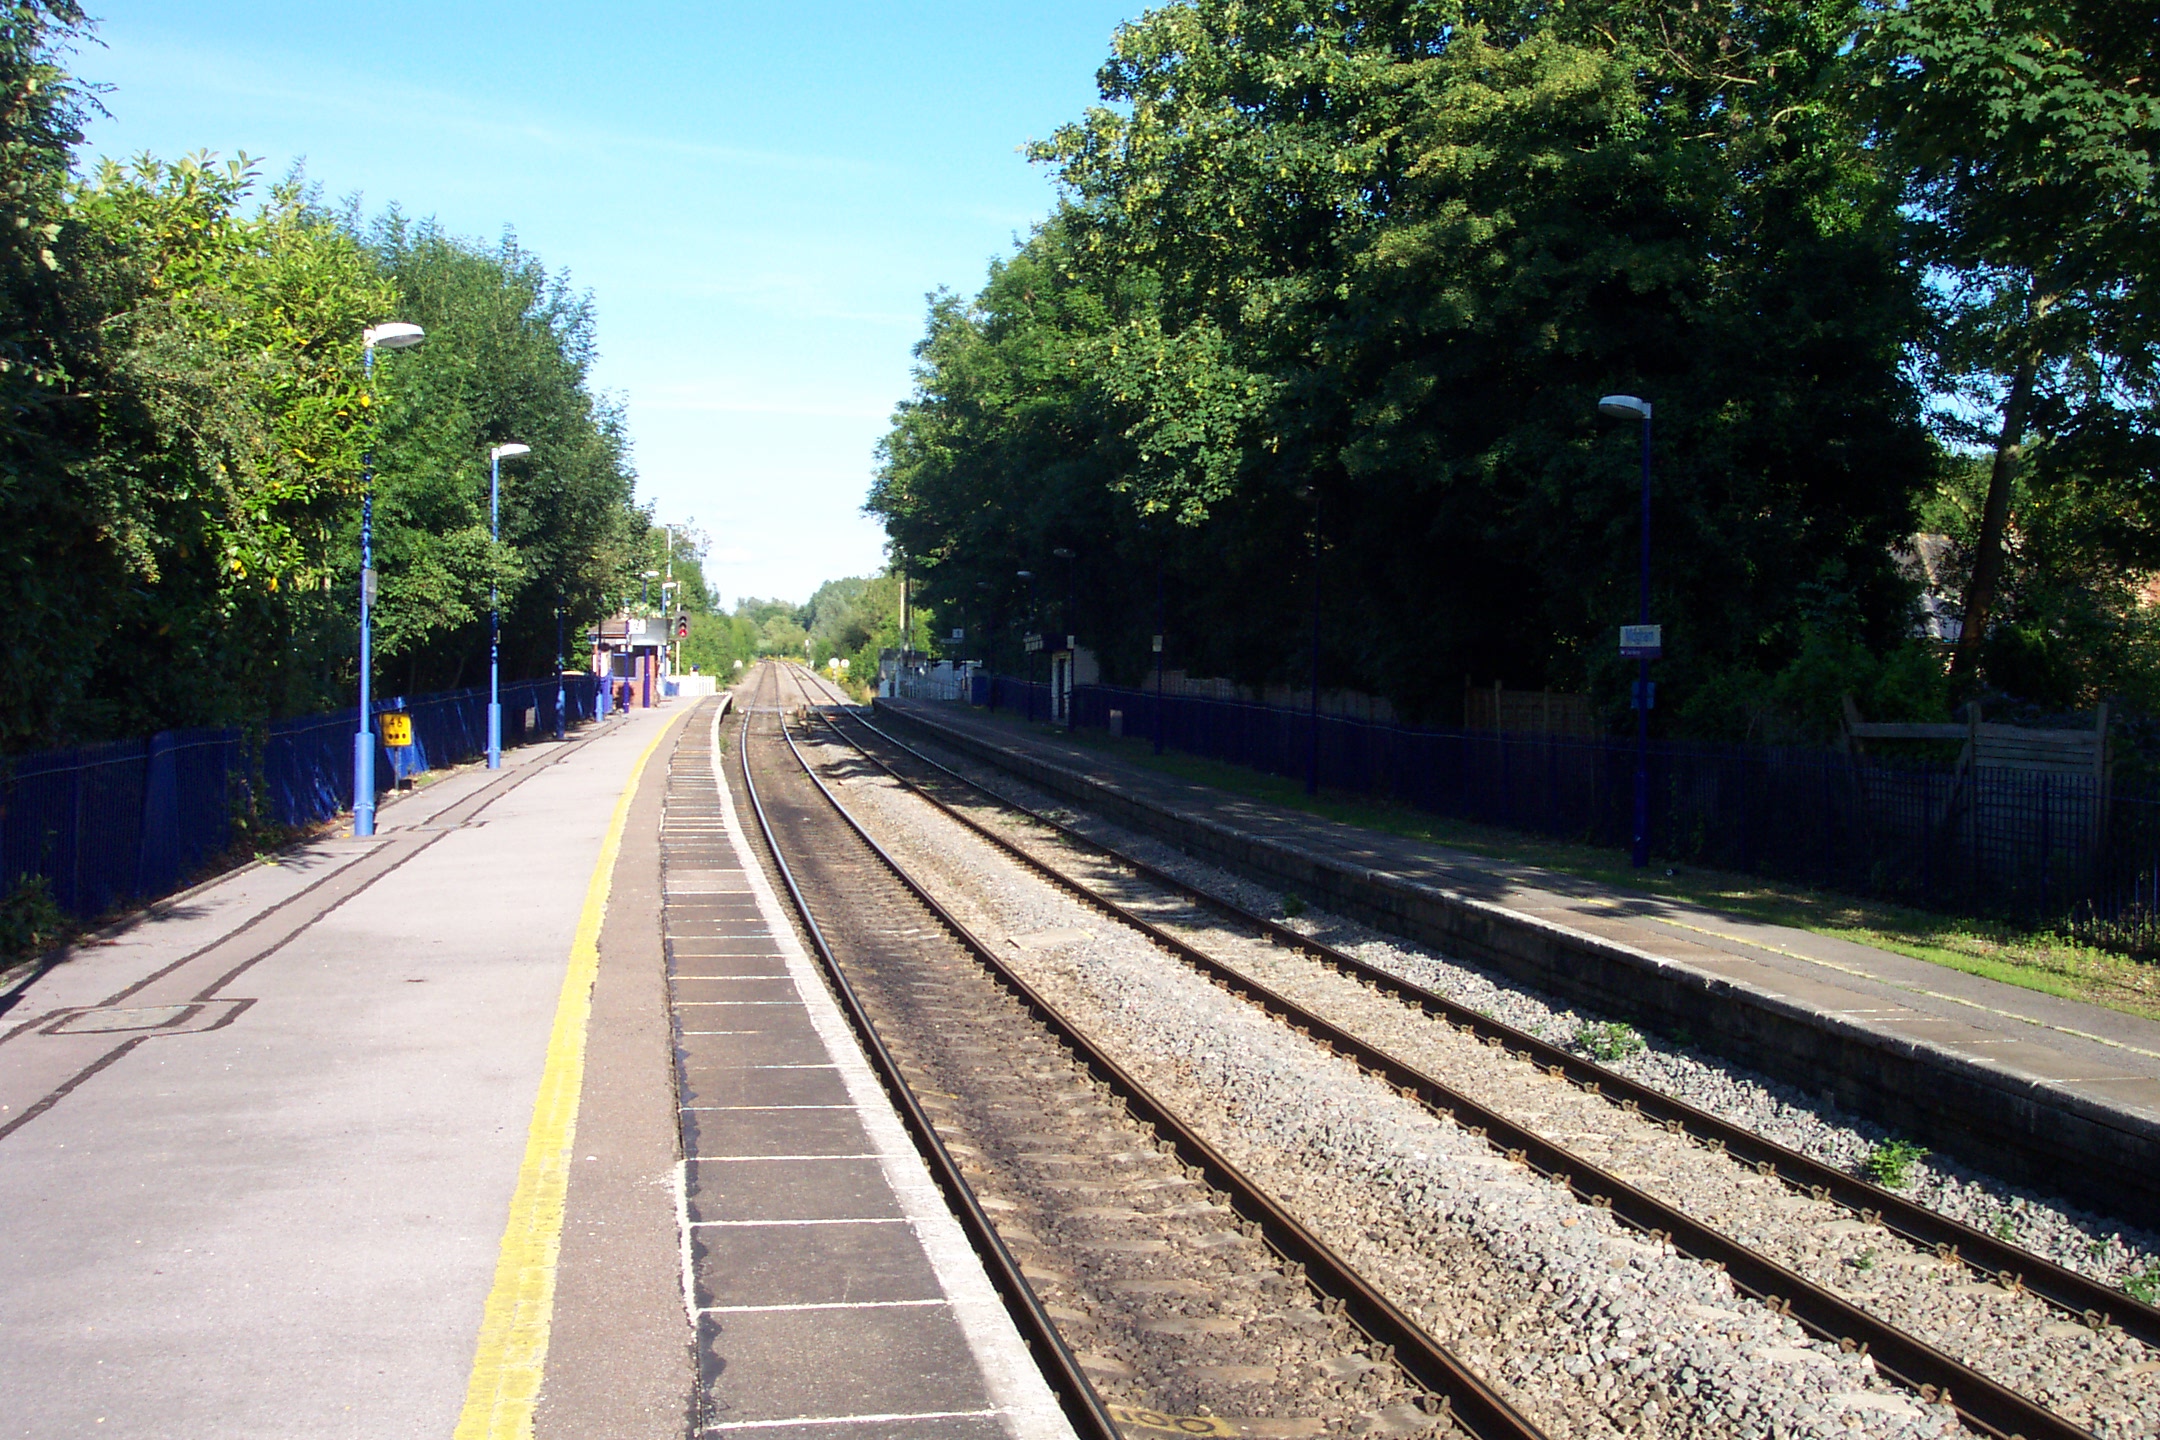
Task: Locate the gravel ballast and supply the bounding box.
[867,716,2160,1294]
[798,723,1972,1440]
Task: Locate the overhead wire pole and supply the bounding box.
[352,321,425,838]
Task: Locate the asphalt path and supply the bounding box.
[0,702,684,1439]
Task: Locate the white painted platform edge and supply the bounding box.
[706,698,1079,1440]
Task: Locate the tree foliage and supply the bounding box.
[0,7,654,749]
[1870,0,2160,689]
[874,0,1934,727]
[871,0,2157,734]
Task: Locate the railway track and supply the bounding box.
[809,702,2160,1336]
[736,663,1543,1440]
[763,666,2154,1440]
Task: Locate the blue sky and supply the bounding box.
[72,2,1142,607]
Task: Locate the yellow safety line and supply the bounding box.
[453,713,685,1439]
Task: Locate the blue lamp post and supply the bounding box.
[1052,547,1077,730]
[1017,569,1037,722]
[1154,555,1166,756]
[353,321,425,838]
[1599,393,1655,869]
[553,603,566,740]
[485,442,532,768]
[1296,486,1322,797]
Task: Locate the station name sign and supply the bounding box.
[1618,624,1663,659]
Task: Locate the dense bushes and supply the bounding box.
[0,4,650,750]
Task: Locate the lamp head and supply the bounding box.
[1598,394,1652,421]
[363,321,426,351]
[1016,570,1034,581]
[489,442,532,463]
[642,569,660,578]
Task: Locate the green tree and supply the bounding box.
[1870,0,2160,685]
[64,155,394,730]
[0,2,123,746]
[0,12,653,751]
[877,0,1938,731]
[364,219,643,694]
[803,571,924,687]
[680,610,761,678]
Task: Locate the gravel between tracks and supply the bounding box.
[799,725,1961,1440]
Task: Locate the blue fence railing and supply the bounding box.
[971,679,2160,942]
[1,675,604,921]
[984,675,1053,721]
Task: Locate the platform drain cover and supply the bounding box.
[48,1005,195,1033]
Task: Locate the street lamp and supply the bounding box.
[1598,393,1655,868]
[553,602,566,741]
[1017,569,1038,723]
[1153,546,1167,757]
[485,442,532,769]
[1052,547,1077,730]
[353,321,426,838]
[1297,487,1322,797]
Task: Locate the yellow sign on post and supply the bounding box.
[381,712,413,748]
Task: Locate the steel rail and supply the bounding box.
[835,707,2160,1348]
[732,671,1123,1440]
[810,698,2108,1440]
[763,668,1550,1440]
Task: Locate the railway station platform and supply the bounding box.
[871,697,2160,1228]
[0,691,1070,1439]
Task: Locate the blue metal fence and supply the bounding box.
[974,679,2160,941]
[1,675,603,920]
